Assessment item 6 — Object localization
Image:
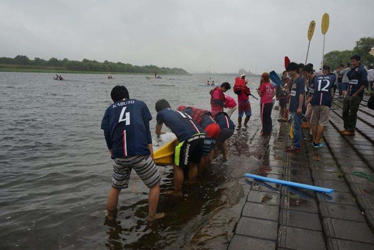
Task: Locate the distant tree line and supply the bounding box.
[0,55,189,74]
[324,37,374,69]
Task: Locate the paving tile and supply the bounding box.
[281,195,319,214]
[283,167,311,177]
[309,164,340,172]
[366,209,374,232]
[316,192,356,206]
[281,186,316,199]
[277,226,326,250]
[345,174,374,184]
[356,195,374,210]
[257,167,284,175]
[341,166,373,175]
[249,181,281,193]
[327,239,374,250]
[279,209,322,231]
[312,171,345,182]
[284,176,314,185]
[319,203,365,222]
[323,218,374,244]
[242,202,279,221]
[246,191,280,206]
[314,180,350,193]
[228,235,276,250]
[351,183,374,196]
[235,217,278,240]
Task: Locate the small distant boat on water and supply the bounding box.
[145,75,162,80]
[54,74,64,80]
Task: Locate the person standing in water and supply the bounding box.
[234,74,252,128]
[101,86,164,221]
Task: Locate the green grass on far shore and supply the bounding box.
[0,67,186,75]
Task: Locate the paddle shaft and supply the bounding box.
[321,35,326,70]
[305,40,311,65]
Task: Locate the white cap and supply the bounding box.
[240,74,246,78]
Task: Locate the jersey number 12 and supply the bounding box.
[317,79,330,92]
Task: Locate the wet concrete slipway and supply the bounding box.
[229,94,374,250]
[1,73,374,249]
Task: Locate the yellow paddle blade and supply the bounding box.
[321,13,329,35]
[307,20,316,41]
[154,139,178,165]
[289,123,294,139]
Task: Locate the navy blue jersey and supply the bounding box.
[156,108,204,142]
[101,99,152,158]
[347,65,368,99]
[215,112,235,130]
[200,114,215,129]
[308,76,316,96]
[311,73,336,107]
[289,76,305,112]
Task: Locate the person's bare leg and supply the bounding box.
[148,182,160,217]
[244,117,250,127]
[238,117,242,128]
[315,125,325,144]
[173,164,184,191]
[198,155,209,173]
[311,124,318,143]
[146,182,165,221]
[188,163,198,182]
[222,140,228,161]
[107,187,121,212]
[280,106,284,119]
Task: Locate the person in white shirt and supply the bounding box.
[367,65,374,91]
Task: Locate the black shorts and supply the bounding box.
[279,98,287,108]
[174,134,205,168]
[217,128,234,143]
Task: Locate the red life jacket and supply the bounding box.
[210,87,225,108]
[234,77,250,96]
[177,106,211,124]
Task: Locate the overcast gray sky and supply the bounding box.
[1,0,373,74]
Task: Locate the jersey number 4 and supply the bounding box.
[317,79,330,92]
[119,107,130,125]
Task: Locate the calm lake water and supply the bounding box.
[0,72,266,249]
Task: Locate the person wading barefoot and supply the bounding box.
[101,86,165,222]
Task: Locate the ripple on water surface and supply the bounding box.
[0,72,262,249]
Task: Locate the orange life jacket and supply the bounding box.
[233,77,250,96]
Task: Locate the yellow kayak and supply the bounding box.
[154,139,178,165]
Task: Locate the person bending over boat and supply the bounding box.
[101,86,164,221]
[176,106,221,172]
[210,82,231,117]
[155,100,205,196]
[214,112,235,161]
